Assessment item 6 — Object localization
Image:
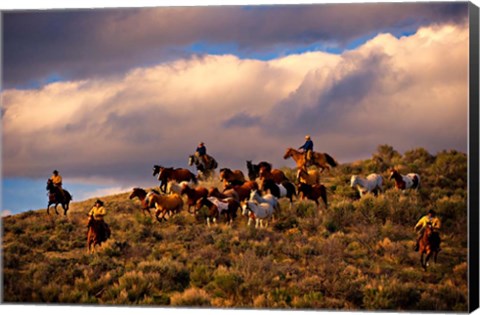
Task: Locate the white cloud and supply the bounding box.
[2,22,469,182]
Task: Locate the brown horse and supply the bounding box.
[129,187,159,216]
[180,185,209,213]
[46,179,72,215]
[419,222,441,270]
[283,148,337,172]
[196,197,239,227]
[246,160,273,180]
[219,168,246,185]
[297,183,328,209]
[224,180,258,201]
[208,187,240,202]
[153,165,197,193]
[146,193,184,222]
[258,167,289,184]
[86,215,110,254]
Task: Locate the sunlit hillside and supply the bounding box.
[2,145,469,311]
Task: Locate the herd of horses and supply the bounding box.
[45,147,439,267]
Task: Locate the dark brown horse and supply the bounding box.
[246,160,273,180]
[180,185,209,213]
[419,222,441,270]
[297,183,328,209]
[87,215,110,254]
[153,165,197,193]
[46,179,72,215]
[196,197,239,227]
[219,168,246,186]
[283,148,337,172]
[129,187,159,217]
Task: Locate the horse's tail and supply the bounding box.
[324,153,338,168]
[212,158,218,170]
[191,173,198,184]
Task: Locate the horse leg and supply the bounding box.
[420,252,426,270]
[54,204,59,215]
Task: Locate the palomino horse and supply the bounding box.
[153,165,197,193]
[297,168,321,186]
[389,168,420,190]
[86,215,110,254]
[419,222,441,270]
[129,187,159,216]
[189,154,218,180]
[350,174,383,197]
[146,192,184,222]
[46,179,72,215]
[284,148,337,172]
[246,160,273,180]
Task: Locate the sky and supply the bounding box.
[1,0,473,215]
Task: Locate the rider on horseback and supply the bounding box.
[88,199,111,241]
[414,209,441,251]
[195,142,210,169]
[299,135,314,167]
[51,170,66,199]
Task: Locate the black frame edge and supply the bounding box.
[469,1,480,313]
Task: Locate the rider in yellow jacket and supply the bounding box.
[51,170,65,198]
[414,209,441,251]
[88,199,110,239]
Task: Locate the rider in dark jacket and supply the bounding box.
[299,135,314,164]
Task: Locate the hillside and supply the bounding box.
[2,145,469,311]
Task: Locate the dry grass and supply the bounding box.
[2,146,469,311]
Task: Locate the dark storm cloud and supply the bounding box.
[3,2,468,88]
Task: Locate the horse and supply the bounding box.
[241,200,274,228]
[46,179,72,215]
[86,215,110,254]
[419,222,441,270]
[129,187,160,216]
[196,197,239,227]
[180,185,209,213]
[260,178,296,209]
[297,183,328,209]
[249,189,280,213]
[153,165,197,193]
[219,168,246,186]
[246,160,273,180]
[389,168,420,190]
[350,174,383,197]
[167,181,192,195]
[283,148,338,172]
[146,192,184,222]
[208,187,240,202]
[188,154,218,180]
[297,168,321,186]
[224,180,259,201]
[258,167,289,184]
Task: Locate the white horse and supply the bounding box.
[241,201,274,228]
[249,190,280,213]
[350,174,383,197]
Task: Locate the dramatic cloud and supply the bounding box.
[2,22,469,188]
[3,3,467,88]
